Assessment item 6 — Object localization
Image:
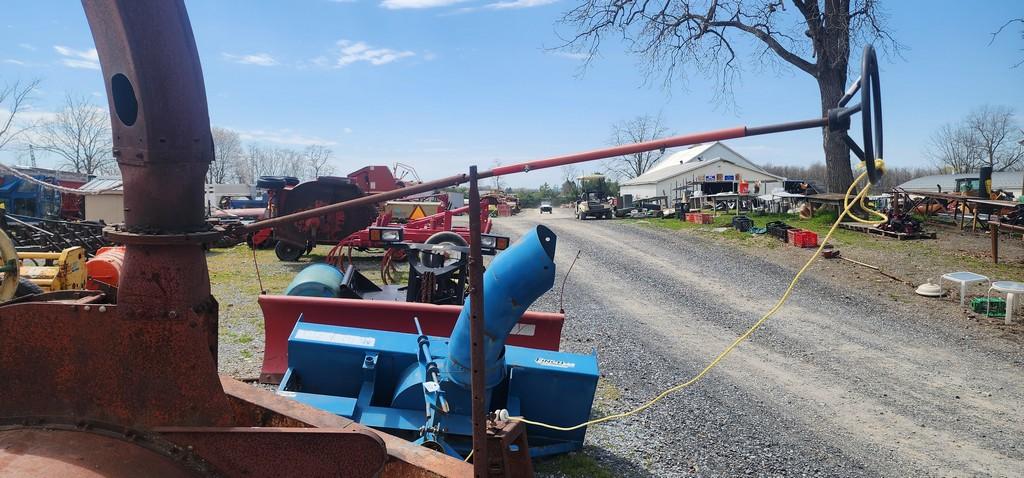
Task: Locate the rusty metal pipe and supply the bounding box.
[85,0,217,317]
[467,167,487,476]
[247,119,830,230]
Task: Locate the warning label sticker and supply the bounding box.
[535,357,576,369]
[409,205,427,220]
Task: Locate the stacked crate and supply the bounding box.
[786,229,818,248]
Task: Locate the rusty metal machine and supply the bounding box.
[0,2,469,476]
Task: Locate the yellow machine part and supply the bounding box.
[18,247,88,291]
[0,229,17,301]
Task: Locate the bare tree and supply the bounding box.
[490,159,506,191]
[239,144,267,183]
[271,147,305,178]
[209,127,243,184]
[605,114,670,179]
[925,122,983,174]
[965,105,1024,171]
[304,144,335,179]
[990,17,1024,68]
[0,79,40,152]
[35,94,113,175]
[560,0,901,193]
[560,164,580,200]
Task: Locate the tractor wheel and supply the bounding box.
[425,231,469,247]
[275,241,305,262]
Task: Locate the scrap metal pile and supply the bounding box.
[1,211,110,255]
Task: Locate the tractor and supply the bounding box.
[575,174,614,220]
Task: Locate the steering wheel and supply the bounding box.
[830,44,883,184]
[0,229,18,301]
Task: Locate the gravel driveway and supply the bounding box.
[496,208,1024,477]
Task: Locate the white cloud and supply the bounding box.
[484,0,558,8]
[237,128,337,146]
[53,45,100,70]
[380,0,465,9]
[343,127,353,134]
[222,53,278,66]
[18,43,36,51]
[332,40,414,67]
[3,59,26,66]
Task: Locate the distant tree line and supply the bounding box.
[0,81,337,183]
[207,127,336,185]
[762,162,937,193]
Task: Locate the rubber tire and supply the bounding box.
[425,231,469,247]
[275,241,305,262]
[15,277,44,298]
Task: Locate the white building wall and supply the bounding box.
[619,183,657,200]
[625,163,782,200]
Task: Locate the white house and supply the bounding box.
[619,142,784,200]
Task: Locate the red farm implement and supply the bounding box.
[326,201,491,280]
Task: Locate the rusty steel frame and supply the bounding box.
[0,1,470,476]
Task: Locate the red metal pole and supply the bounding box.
[244,119,827,232]
[467,166,487,476]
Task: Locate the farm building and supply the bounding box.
[80,177,124,224]
[899,171,1024,197]
[619,141,784,200]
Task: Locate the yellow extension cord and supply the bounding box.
[511,166,887,433]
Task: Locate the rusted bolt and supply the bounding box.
[98,306,107,313]
[168,310,178,319]
[83,305,91,311]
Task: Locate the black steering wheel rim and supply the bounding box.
[859,44,883,184]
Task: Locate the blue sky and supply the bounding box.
[1,0,1022,187]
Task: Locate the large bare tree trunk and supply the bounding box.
[818,70,855,193]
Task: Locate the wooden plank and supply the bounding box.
[839,222,936,240]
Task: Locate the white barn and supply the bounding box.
[619,142,784,200]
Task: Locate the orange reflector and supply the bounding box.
[496,237,510,250]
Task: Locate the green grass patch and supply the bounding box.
[535,451,613,478]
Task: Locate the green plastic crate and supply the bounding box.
[970,297,1006,318]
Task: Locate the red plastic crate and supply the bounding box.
[787,229,818,248]
[685,213,699,223]
[691,213,713,225]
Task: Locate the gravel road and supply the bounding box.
[495,208,1024,477]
